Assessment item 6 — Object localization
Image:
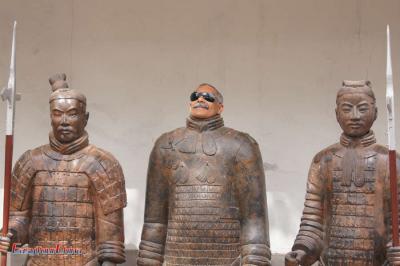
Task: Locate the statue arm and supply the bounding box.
[235,135,271,266]
[96,208,126,265]
[137,140,169,266]
[90,151,127,265]
[290,156,325,265]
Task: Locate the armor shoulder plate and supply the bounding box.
[372,143,389,155]
[313,143,338,163]
[84,146,127,215]
[157,131,174,150]
[157,128,186,149]
[234,131,262,164]
[10,149,38,210]
[236,131,259,146]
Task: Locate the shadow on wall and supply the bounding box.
[267,191,304,253]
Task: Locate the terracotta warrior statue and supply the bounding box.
[0,74,127,265]
[137,83,271,266]
[285,80,400,266]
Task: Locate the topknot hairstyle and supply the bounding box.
[336,80,375,104]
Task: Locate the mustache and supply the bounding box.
[193,102,209,109]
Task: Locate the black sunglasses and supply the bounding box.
[190,92,216,103]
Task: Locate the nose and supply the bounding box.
[351,107,361,120]
[61,114,69,126]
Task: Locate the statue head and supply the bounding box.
[49,73,89,143]
[189,83,224,119]
[336,80,377,138]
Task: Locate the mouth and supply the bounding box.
[58,128,73,134]
[193,103,209,110]
[348,123,363,129]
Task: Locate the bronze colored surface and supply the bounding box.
[3,74,127,266]
[1,135,13,266]
[286,81,400,266]
[137,84,271,266]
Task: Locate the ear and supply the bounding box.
[84,112,90,127]
[335,107,339,123]
[374,106,378,121]
[217,103,224,114]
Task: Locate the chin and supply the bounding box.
[345,130,368,138]
[191,112,211,119]
[57,134,76,143]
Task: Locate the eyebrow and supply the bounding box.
[51,107,79,112]
[340,102,354,106]
[340,101,370,106]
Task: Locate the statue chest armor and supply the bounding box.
[28,158,96,265]
[162,132,240,265]
[326,150,383,265]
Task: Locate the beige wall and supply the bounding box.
[1,0,400,253]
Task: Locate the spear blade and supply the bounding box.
[387,25,396,150]
[1,21,18,135]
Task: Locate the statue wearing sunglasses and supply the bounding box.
[137,83,271,266]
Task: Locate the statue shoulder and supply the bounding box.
[83,145,127,215]
[13,144,49,177]
[369,144,400,162]
[235,130,259,146]
[371,143,389,155]
[231,130,261,160]
[153,127,186,149]
[87,145,123,170]
[313,143,340,164]
[11,148,39,210]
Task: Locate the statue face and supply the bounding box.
[50,98,88,143]
[189,85,224,119]
[336,92,377,137]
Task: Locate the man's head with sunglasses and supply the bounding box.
[189,83,224,119]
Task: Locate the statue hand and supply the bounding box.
[387,245,400,265]
[0,232,13,254]
[285,250,307,266]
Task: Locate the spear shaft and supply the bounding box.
[386,24,399,247]
[1,21,18,266]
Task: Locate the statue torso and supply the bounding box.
[159,121,243,266]
[27,145,99,266]
[321,136,389,266]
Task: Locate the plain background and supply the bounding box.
[0,0,400,254]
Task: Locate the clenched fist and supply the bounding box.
[0,232,13,254]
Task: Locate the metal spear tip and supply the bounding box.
[0,88,10,102]
[387,101,393,113]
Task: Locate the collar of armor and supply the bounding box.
[340,130,376,148]
[186,114,224,132]
[49,131,89,155]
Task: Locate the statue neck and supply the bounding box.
[340,130,376,148]
[49,131,89,155]
[186,114,224,132]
